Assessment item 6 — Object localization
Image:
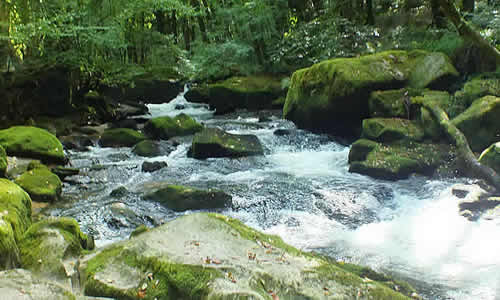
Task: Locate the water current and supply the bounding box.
[50,88,500,299]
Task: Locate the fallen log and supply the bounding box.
[417,100,500,191]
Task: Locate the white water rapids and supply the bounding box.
[57,89,500,299]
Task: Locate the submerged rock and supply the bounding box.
[80,213,413,299]
[0,179,32,270]
[283,50,457,137]
[19,217,94,279]
[51,166,79,181]
[453,184,499,221]
[110,186,129,198]
[141,161,168,173]
[0,126,66,164]
[451,96,500,152]
[190,127,264,159]
[15,162,62,202]
[99,128,147,148]
[185,75,286,114]
[479,142,500,174]
[144,184,231,212]
[144,113,203,140]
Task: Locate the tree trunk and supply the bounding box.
[417,100,500,192]
[366,0,374,25]
[439,0,500,66]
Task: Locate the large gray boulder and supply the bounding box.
[80,213,413,299]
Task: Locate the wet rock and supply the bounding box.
[110,186,129,198]
[106,202,142,229]
[98,78,183,104]
[273,129,293,136]
[451,96,500,152]
[141,161,168,173]
[110,118,139,130]
[174,104,186,110]
[144,184,231,211]
[59,134,95,151]
[190,127,264,159]
[80,213,413,299]
[0,179,32,270]
[144,113,203,140]
[19,217,93,279]
[453,184,498,221]
[0,126,66,164]
[132,140,161,157]
[0,145,6,177]
[99,128,146,148]
[478,142,500,174]
[0,269,76,299]
[284,50,457,137]
[51,166,79,181]
[114,102,148,119]
[15,162,62,203]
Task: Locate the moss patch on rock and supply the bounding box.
[81,213,412,299]
[144,113,203,140]
[132,140,161,157]
[19,217,93,278]
[190,127,264,159]
[349,139,456,180]
[451,96,500,152]
[0,178,32,269]
[185,75,286,114]
[0,126,65,164]
[15,163,62,202]
[407,51,459,89]
[361,118,425,143]
[144,184,232,212]
[99,128,146,148]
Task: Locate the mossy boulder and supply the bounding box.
[0,269,77,299]
[191,127,264,159]
[144,113,203,140]
[0,126,66,164]
[451,96,500,152]
[132,140,161,157]
[455,77,500,107]
[15,162,62,203]
[19,217,94,279]
[407,51,459,89]
[479,142,500,174]
[185,75,286,114]
[0,178,32,270]
[99,128,147,148]
[81,213,412,299]
[283,50,457,137]
[144,184,232,212]
[349,139,455,180]
[0,145,6,177]
[361,118,425,143]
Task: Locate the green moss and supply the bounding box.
[407,51,459,89]
[0,126,65,164]
[99,128,146,148]
[0,145,6,177]
[451,96,500,152]
[144,114,203,140]
[479,142,500,174]
[15,164,62,202]
[129,225,149,238]
[19,217,93,275]
[132,140,161,157]
[314,263,411,299]
[348,139,379,163]
[85,244,219,299]
[361,118,425,142]
[0,219,20,269]
[191,127,264,159]
[0,179,32,242]
[144,184,231,212]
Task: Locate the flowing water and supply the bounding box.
[50,88,500,299]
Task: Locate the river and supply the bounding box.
[49,88,500,299]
